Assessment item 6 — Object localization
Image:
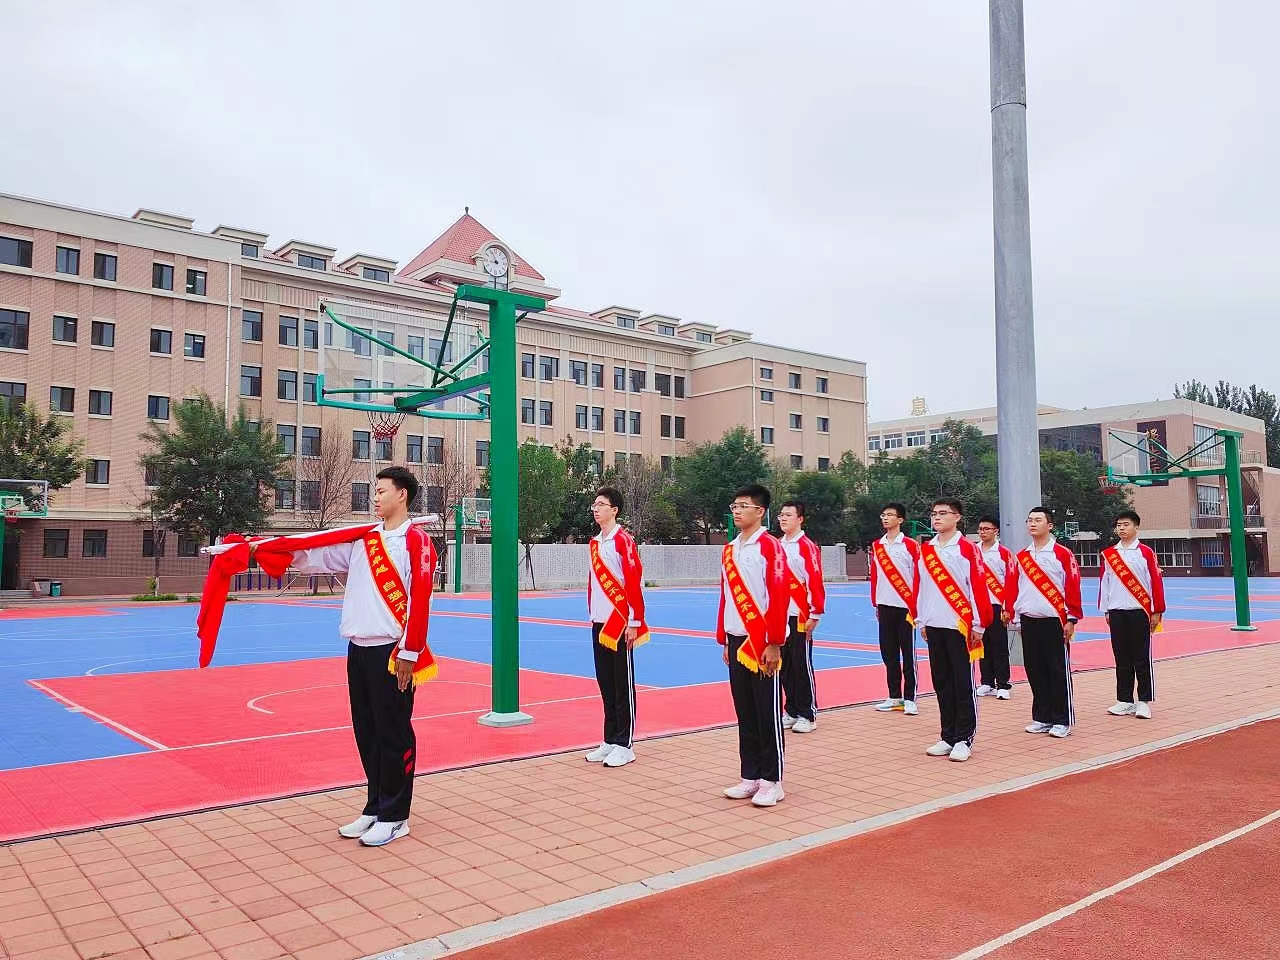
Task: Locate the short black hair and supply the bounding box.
[377,465,419,506]
[1028,505,1054,523]
[734,483,771,510]
[779,500,805,519]
[1115,509,1141,526]
[933,497,963,515]
[595,486,624,512]
[977,516,999,528]
[883,502,907,520]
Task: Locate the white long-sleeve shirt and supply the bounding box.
[587,524,643,627]
[294,520,421,659]
[981,540,1013,607]
[1099,538,1166,614]
[914,532,988,635]
[721,528,769,636]
[870,531,918,610]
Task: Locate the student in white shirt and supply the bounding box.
[1099,509,1165,719]
[976,516,1015,700]
[777,500,826,734]
[869,502,921,715]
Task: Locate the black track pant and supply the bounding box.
[979,605,1012,690]
[348,641,416,823]
[924,627,977,747]
[782,616,817,722]
[727,635,784,782]
[1020,616,1075,727]
[877,604,916,701]
[1108,608,1155,703]
[592,622,636,748]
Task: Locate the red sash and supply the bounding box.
[363,531,438,685]
[921,543,983,661]
[723,544,771,673]
[1017,551,1069,626]
[590,539,651,651]
[873,540,915,624]
[788,572,811,632]
[1102,547,1163,631]
[983,565,1006,606]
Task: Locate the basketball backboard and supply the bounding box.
[1105,429,1154,484]
[0,478,49,517]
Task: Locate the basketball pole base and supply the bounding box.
[477,711,534,728]
[1230,626,1259,632]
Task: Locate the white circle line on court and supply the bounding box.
[359,707,1280,960]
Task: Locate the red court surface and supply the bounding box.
[453,717,1280,960]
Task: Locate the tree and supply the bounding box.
[139,394,288,543]
[1039,448,1131,539]
[1175,379,1280,466]
[672,426,770,543]
[0,401,87,494]
[786,472,848,545]
[614,456,683,543]
[414,435,478,587]
[483,440,569,586]
[295,430,364,530]
[549,438,601,543]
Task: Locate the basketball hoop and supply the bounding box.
[1098,475,1121,495]
[368,410,407,442]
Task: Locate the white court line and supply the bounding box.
[26,679,170,751]
[246,678,492,714]
[951,808,1280,959]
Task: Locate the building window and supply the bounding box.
[615,451,628,467]
[1194,423,1225,466]
[818,457,830,472]
[152,263,174,290]
[817,417,830,433]
[629,411,642,435]
[377,330,395,357]
[695,331,713,343]
[0,309,29,350]
[352,378,372,404]
[761,426,774,445]
[930,428,948,444]
[614,409,626,434]
[571,360,587,385]
[278,315,298,346]
[1201,538,1225,569]
[520,398,535,424]
[303,319,319,350]
[1151,538,1193,569]
[539,356,559,381]
[277,369,297,401]
[82,529,108,557]
[150,328,172,354]
[790,413,803,430]
[242,310,263,342]
[591,406,604,431]
[616,316,636,329]
[406,435,423,464]
[591,450,604,475]
[93,252,117,281]
[277,424,297,455]
[177,534,200,557]
[657,323,676,337]
[142,395,169,421]
[375,438,393,461]
[56,246,80,275]
[907,430,927,447]
[614,367,626,391]
[353,430,371,459]
[301,426,321,457]
[184,333,206,358]
[362,266,390,282]
[1072,539,1101,568]
[816,377,829,394]
[656,373,672,397]
[539,400,554,426]
[759,366,773,381]
[431,337,456,364]
[90,320,114,347]
[43,528,69,558]
[425,485,444,514]
[661,455,672,474]
[760,389,774,403]
[521,353,535,378]
[661,415,672,438]
[300,481,321,511]
[788,372,802,390]
[275,481,295,510]
[49,386,75,413]
[303,373,318,403]
[144,464,159,487]
[52,315,78,343]
[241,242,259,258]
[1197,483,1222,517]
[186,269,207,296]
[238,365,261,397]
[790,455,803,469]
[141,529,164,559]
[88,390,112,416]
[0,237,33,267]
[883,433,904,450]
[675,416,685,439]
[476,440,490,468]
[675,376,686,399]
[352,482,370,513]
[0,381,27,411]
[297,253,327,271]
[576,405,589,430]
[85,460,110,486]
[630,369,646,392]
[591,363,604,388]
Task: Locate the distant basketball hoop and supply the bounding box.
[1097,475,1121,496]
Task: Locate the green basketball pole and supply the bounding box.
[453,503,464,595]
[456,284,546,726]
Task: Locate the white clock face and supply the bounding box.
[482,248,509,278]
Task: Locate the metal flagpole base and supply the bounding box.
[1230,626,1259,632]
[477,711,534,728]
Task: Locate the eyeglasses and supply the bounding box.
[590,501,612,509]
[930,510,957,517]
[729,503,762,512]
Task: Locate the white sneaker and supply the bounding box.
[926,740,953,757]
[903,700,919,716]
[781,713,797,729]
[338,814,376,839]
[1048,724,1071,738]
[1107,701,1136,716]
[949,742,971,762]
[1135,702,1152,719]
[585,742,612,762]
[358,820,409,847]
[1025,721,1051,734]
[995,688,1011,700]
[976,684,994,697]
[724,779,761,800]
[603,745,635,767]
[792,717,815,734]
[751,781,785,807]
[875,698,904,712]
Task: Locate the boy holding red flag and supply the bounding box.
[585,487,650,768]
[913,498,992,762]
[870,502,921,716]
[1006,505,1083,740]
[1099,509,1165,719]
[718,484,791,807]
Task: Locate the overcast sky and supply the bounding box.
[2,1,1276,420]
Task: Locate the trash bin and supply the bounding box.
[32,578,50,597]
[50,581,62,598]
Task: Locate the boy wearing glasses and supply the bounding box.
[976,517,1015,700]
[914,498,991,762]
[718,484,791,807]
[871,502,921,715]
[585,487,650,768]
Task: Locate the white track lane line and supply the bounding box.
[952,808,1280,959]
